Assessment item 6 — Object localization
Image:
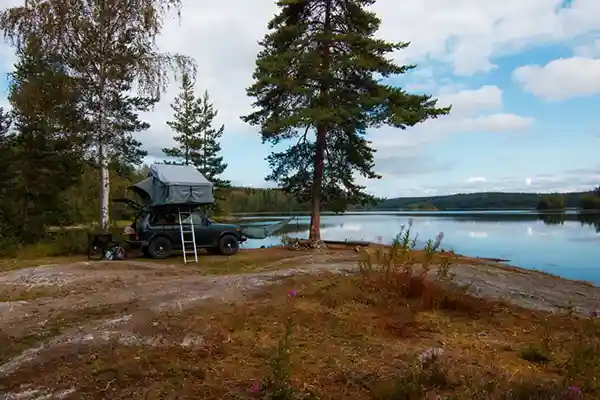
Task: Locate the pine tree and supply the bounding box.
[0,106,15,245]
[6,36,87,242]
[0,0,196,231]
[242,0,450,242]
[163,72,203,165]
[164,80,229,185]
[195,91,229,187]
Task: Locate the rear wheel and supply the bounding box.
[218,234,239,255]
[148,237,172,259]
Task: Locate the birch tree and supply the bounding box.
[0,0,196,231]
[242,0,450,242]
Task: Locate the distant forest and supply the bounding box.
[367,191,597,211]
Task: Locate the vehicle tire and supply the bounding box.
[147,237,172,259]
[218,234,239,256]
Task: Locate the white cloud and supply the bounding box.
[513,57,600,100]
[436,85,502,116]
[406,167,600,196]
[371,85,533,159]
[373,0,600,76]
[467,176,487,183]
[573,38,600,57]
[457,113,534,132]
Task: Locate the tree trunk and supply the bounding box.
[308,0,332,243]
[98,8,110,232]
[309,124,326,241]
[99,134,110,231]
[98,70,109,231]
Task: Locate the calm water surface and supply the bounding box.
[237,211,600,284]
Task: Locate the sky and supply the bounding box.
[0,0,599,198]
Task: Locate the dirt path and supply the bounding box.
[1,254,599,398]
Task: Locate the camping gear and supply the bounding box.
[129,164,214,207]
[104,244,126,260]
[240,217,294,239]
[178,208,198,264]
[87,232,116,260]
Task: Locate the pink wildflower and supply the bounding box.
[251,380,260,393]
[288,289,297,297]
[566,386,583,399]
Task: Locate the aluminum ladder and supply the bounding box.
[178,209,198,264]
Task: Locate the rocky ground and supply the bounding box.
[1,249,599,399]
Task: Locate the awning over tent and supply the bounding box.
[129,164,214,207]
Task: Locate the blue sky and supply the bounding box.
[0,0,599,198]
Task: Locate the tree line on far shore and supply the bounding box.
[535,189,600,212]
[371,189,600,211]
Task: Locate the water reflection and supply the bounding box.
[577,213,600,233]
[239,211,600,284]
[535,212,600,233]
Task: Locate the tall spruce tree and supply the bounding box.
[7,36,87,242]
[0,0,196,231]
[163,73,203,165]
[163,77,229,185]
[196,91,229,187]
[0,106,14,245]
[242,0,450,242]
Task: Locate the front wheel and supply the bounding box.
[148,237,172,259]
[218,234,239,255]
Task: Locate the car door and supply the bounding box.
[155,209,182,247]
[187,211,214,247]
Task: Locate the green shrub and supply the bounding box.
[357,222,456,308]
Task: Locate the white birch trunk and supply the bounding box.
[99,135,110,231]
[98,83,110,231]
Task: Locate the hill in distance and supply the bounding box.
[370,190,593,210]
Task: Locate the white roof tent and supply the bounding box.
[129,164,214,207]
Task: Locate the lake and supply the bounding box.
[237,211,600,284]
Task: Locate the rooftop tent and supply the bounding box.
[129,164,214,207]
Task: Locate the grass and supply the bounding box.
[1,225,599,398]
[0,256,87,272]
[46,220,133,231]
[0,248,301,275]
[146,247,330,275]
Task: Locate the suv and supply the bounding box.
[114,199,246,259]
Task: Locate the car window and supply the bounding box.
[149,210,178,226]
[182,211,207,226]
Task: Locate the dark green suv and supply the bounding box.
[115,199,246,259]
